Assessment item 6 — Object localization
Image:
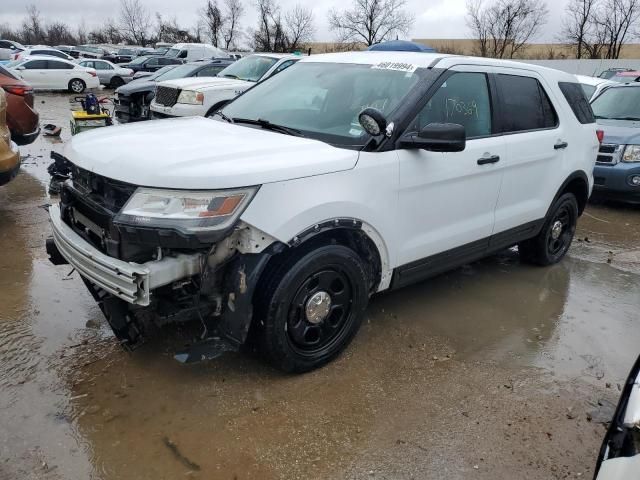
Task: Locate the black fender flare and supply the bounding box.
[548,170,590,216]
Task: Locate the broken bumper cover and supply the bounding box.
[48,204,202,306]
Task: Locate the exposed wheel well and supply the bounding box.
[258,228,383,297]
[559,174,589,215]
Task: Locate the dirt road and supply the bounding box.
[1,93,639,480]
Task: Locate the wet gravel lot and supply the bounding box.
[1,92,639,480]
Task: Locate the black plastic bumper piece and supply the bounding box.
[46,237,69,265]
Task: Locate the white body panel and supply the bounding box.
[65,117,359,189]
[63,51,598,294]
[10,56,99,91]
[167,43,228,62]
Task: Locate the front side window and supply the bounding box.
[222,62,423,146]
[409,72,493,139]
[218,55,279,82]
[24,60,47,69]
[496,74,558,133]
[196,65,225,77]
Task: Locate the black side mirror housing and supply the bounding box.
[398,123,466,152]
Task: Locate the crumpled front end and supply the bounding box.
[46,159,282,361]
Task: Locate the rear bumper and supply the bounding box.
[48,204,203,305]
[0,141,20,186]
[593,162,640,203]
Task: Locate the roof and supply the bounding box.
[14,55,78,65]
[575,74,612,86]
[248,53,302,59]
[299,51,578,80]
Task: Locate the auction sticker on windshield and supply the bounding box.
[371,62,418,73]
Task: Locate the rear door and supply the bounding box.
[46,60,75,89]
[491,69,566,236]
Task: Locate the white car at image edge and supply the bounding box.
[47,51,599,373]
[8,56,100,93]
[150,53,301,118]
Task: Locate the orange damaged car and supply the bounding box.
[0,87,20,186]
[0,64,39,145]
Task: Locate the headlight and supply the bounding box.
[177,90,204,105]
[622,145,640,163]
[115,187,257,233]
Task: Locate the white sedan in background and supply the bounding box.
[77,59,134,89]
[8,56,100,93]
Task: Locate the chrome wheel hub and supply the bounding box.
[305,291,332,324]
[551,220,563,240]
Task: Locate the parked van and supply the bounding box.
[164,43,228,62]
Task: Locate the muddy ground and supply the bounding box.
[1,93,639,480]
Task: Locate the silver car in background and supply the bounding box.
[77,59,134,89]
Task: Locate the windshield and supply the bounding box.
[154,63,199,81]
[218,55,278,82]
[118,48,135,55]
[166,48,181,58]
[221,61,423,146]
[129,56,149,65]
[80,46,101,54]
[154,47,169,55]
[611,74,638,83]
[591,87,640,120]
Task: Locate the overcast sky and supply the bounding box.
[0,0,568,45]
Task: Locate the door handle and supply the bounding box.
[477,155,500,165]
[554,141,568,150]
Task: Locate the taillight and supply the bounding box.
[89,71,97,77]
[2,85,33,96]
[596,129,604,144]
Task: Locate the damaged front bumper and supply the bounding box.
[48,204,202,306]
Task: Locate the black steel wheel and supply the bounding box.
[519,193,578,266]
[257,244,369,373]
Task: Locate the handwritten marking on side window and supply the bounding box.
[446,98,479,119]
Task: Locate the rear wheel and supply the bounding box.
[257,244,369,373]
[519,193,578,266]
[109,76,125,89]
[68,79,86,93]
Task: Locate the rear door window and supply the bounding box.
[47,60,74,69]
[559,82,596,124]
[496,74,558,133]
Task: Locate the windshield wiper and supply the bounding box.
[596,115,640,121]
[211,110,233,123]
[221,74,239,79]
[232,117,303,137]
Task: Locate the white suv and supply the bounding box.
[47,51,599,372]
[150,53,300,119]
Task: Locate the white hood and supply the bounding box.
[158,77,252,92]
[65,117,359,189]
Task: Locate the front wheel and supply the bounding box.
[68,79,86,93]
[519,193,578,266]
[257,245,370,373]
[109,76,125,89]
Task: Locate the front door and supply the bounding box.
[16,59,48,88]
[396,68,505,273]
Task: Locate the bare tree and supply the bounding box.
[560,0,598,58]
[202,0,225,47]
[596,0,640,58]
[285,5,314,51]
[20,4,46,45]
[223,0,244,49]
[119,0,152,46]
[328,0,413,46]
[466,0,548,58]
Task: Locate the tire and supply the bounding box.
[519,193,578,266]
[68,78,86,93]
[257,244,370,373]
[109,76,125,89]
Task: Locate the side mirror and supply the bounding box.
[398,123,466,152]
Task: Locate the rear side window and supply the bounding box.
[47,60,73,69]
[24,60,47,69]
[559,82,596,124]
[496,74,558,133]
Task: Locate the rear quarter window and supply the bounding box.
[558,82,596,124]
